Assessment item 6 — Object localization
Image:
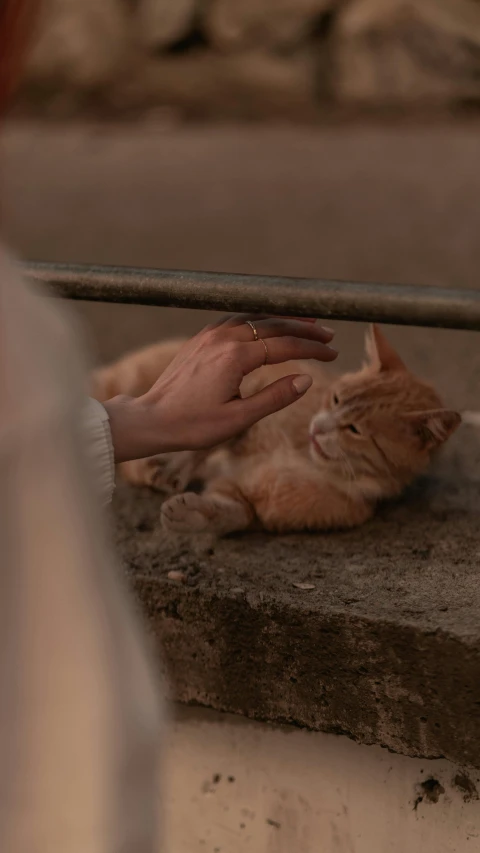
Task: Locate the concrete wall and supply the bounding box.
[21,0,480,120]
[167,707,480,852]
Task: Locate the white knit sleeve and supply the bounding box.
[81,398,116,507]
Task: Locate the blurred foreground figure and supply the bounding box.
[0,1,164,845]
[0,247,164,851]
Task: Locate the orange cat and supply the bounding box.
[92,325,461,538]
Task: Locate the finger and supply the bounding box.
[217,314,320,332]
[241,336,338,372]
[278,317,317,323]
[233,318,335,344]
[232,313,318,325]
[207,313,274,332]
[229,374,314,429]
[216,314,269,331]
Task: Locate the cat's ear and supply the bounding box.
[404,409,461,449]
[365,324,406,372]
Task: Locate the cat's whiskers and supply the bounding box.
[338,447,357,487]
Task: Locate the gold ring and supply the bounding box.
[259,338,269,365]
[245,320,258,341]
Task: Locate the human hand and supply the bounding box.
[104,314,337,463]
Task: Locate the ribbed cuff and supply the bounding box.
[82,398,116,507]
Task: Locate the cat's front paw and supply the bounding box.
[161,492,213,535]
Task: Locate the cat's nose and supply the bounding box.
[310,412,335,436]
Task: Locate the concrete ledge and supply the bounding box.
[114,429,480,768]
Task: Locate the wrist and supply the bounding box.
[102,395,160,463]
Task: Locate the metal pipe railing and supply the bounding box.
[24,261,480,331]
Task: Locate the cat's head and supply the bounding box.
[309,324,461,498]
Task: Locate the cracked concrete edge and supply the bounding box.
[132,574,480,769]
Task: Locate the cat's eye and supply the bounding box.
[332,393,339,405]
[348,424,360,435]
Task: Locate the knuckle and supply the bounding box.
[202,324,218,341]
[225,341,242,360]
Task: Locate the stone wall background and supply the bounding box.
[18,0,480,120]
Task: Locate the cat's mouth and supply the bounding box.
[310,434,332,462]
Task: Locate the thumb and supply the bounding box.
[232,373,313,430]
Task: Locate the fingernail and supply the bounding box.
[292,375,313,395]
[322,326,335,336]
